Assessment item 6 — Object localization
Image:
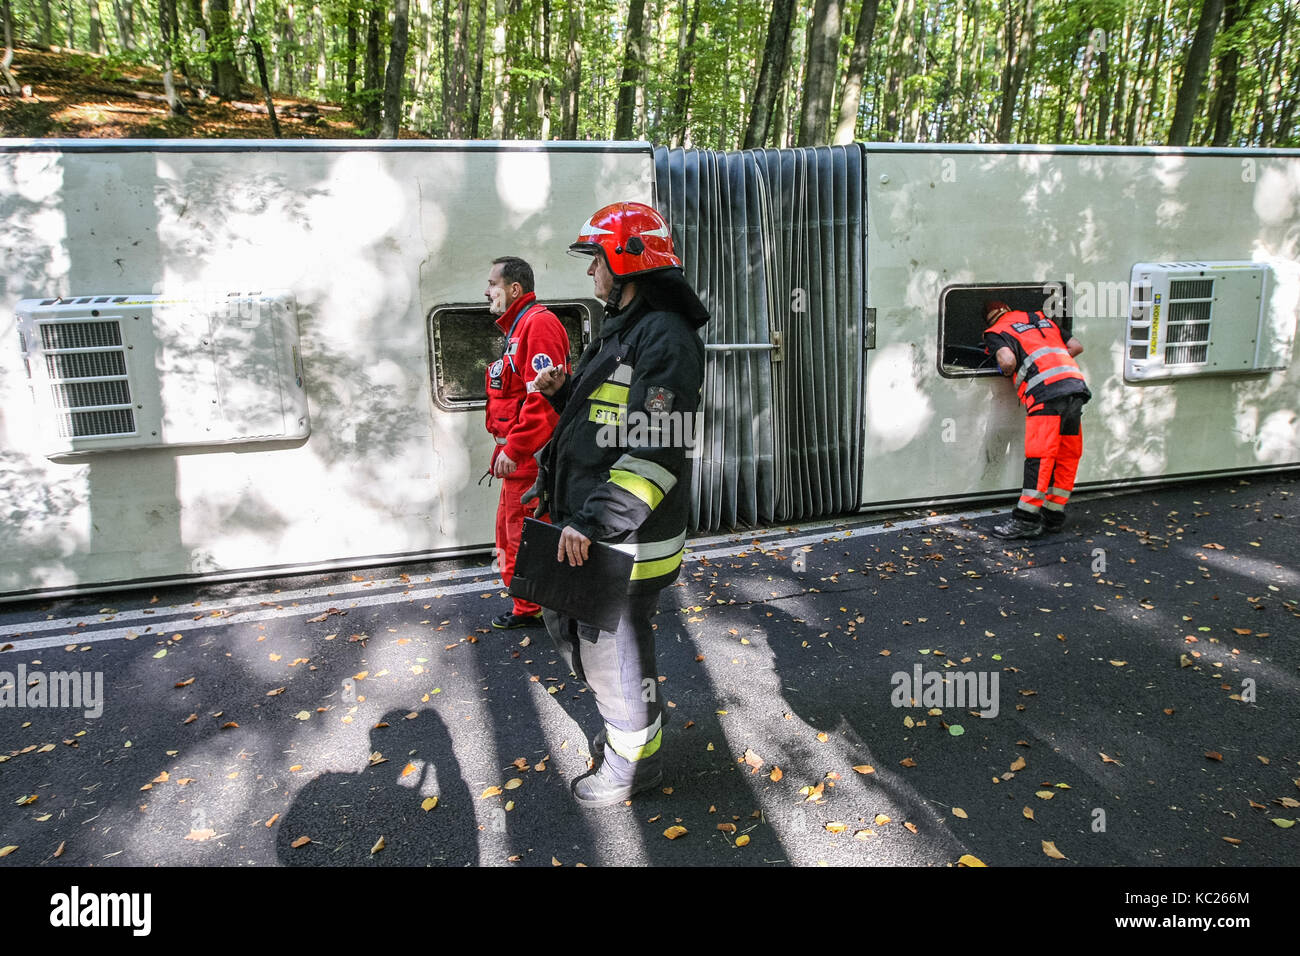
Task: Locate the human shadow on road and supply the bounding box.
[275,707,477,866]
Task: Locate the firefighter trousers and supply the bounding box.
[544,589,663,779]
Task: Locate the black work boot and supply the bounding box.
[1042,513,1066,533]
[992,511,1044,540]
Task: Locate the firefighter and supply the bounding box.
[529,202,708,807]
[983,300,1090,539]
[483,256,571,629]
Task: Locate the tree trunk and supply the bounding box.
[669,0,698,147]
[363,0,384,136]
[742,0,795,148]
[997,0,1033,142]
[1169,0,1225,145]
[489,0,506,137]
[2,0,21,95]
[1073,34,1096,140]
[468,0,486,136]
[346,5,358,97]
[112,0,133,51]
[613,0,646,139]
[797,0,843,147]
[209,0,244,98]
[1209,0,1243,145]
[561,1,580,139]
[158,0,187,114]
[89,0,106,53]
[242,0,280,135]
[537,0,551,139]
[380,0,410,137]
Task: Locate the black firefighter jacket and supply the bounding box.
[540,290,707,594]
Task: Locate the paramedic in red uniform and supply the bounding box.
[483,256,571,628]
[983,300,1090,539]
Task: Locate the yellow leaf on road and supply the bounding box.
[853,765,875,774]
[504,778,523,790]
[952,807,968,819]
[1035,790,1055,800]
[481,786,503,799]
[769,766,783,782]
[825,822,848,833]
[663,825,688,840]
[957,854,986,867]
[1042,840,1067,860]
[1023,806,1035,820]
[421,797,438,811]
[873,814,891,826]
[1010,756,1027,772]
[735,834,750,847]
[0,846,16,857]
[370,836,386,855]
[291,836,311,848]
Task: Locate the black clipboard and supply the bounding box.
[508,518,632,633]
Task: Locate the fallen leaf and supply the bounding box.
[1205,751,1224,761]
[1042,840,1067,860]
[952,807,968,819]
[293,711,311,721]
[816,732,829,743]
[903,822,918,834]
[852,764,875,775]
[743,748,764,772]
[0,846,16,857]
[401,763,418,778]
[265,814,279,828]
[1222,836,1242,845]
[370,836,386,855]
[873,814,891,826]
[186,829,217,842]
[825,822,848,833]
[1010,756,1027,772]
[1109,660,1127,667]
[769,766,783,782]
[957,854,986,867]
[663,825,688,840]
[54,841,65,858]
[1023,806,1034,820]
[735,834,750,847]
[174,677,195,688]
[504,778,523,790]
[853,829,875,841]
[900,757,917,768]
[1035,790,1055,800]
[1100,753,1122,765]
[1272,819,1296,829]
[291,836,311,848]
[716,823,737,833]
[421,797,438,811]
[266,687,286,697]
[221,721,239,729]
[948,724,965,736]
[481,786,503,799]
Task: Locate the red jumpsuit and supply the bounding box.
[486,292,571,615]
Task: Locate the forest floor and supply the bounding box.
[1,43,387,140]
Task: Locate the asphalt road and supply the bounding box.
[1,474,1297,870]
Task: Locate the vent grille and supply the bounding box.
[57,409,136,438]
[40,321,123,350]
[50,380,132,409]
[1170,278,1214,299]
[38,319,135,437]
[1164,278,1214,366]
[45,351,128,379]
[1165,344,1210,365]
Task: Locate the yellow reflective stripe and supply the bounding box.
[589,403,624,425]
[609,469,664,509]
[606,723,663,762]
[629,547,684,580]
[590,382,630,404]
[611,453,677,494]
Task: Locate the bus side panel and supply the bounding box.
[861,149,1300,507]
[0,144,654,596]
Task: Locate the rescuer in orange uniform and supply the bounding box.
[983,300,1090,539]
[483,256,571,628]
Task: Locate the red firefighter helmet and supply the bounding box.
[568,202,681,277]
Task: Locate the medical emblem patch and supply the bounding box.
[531,353,554,373]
